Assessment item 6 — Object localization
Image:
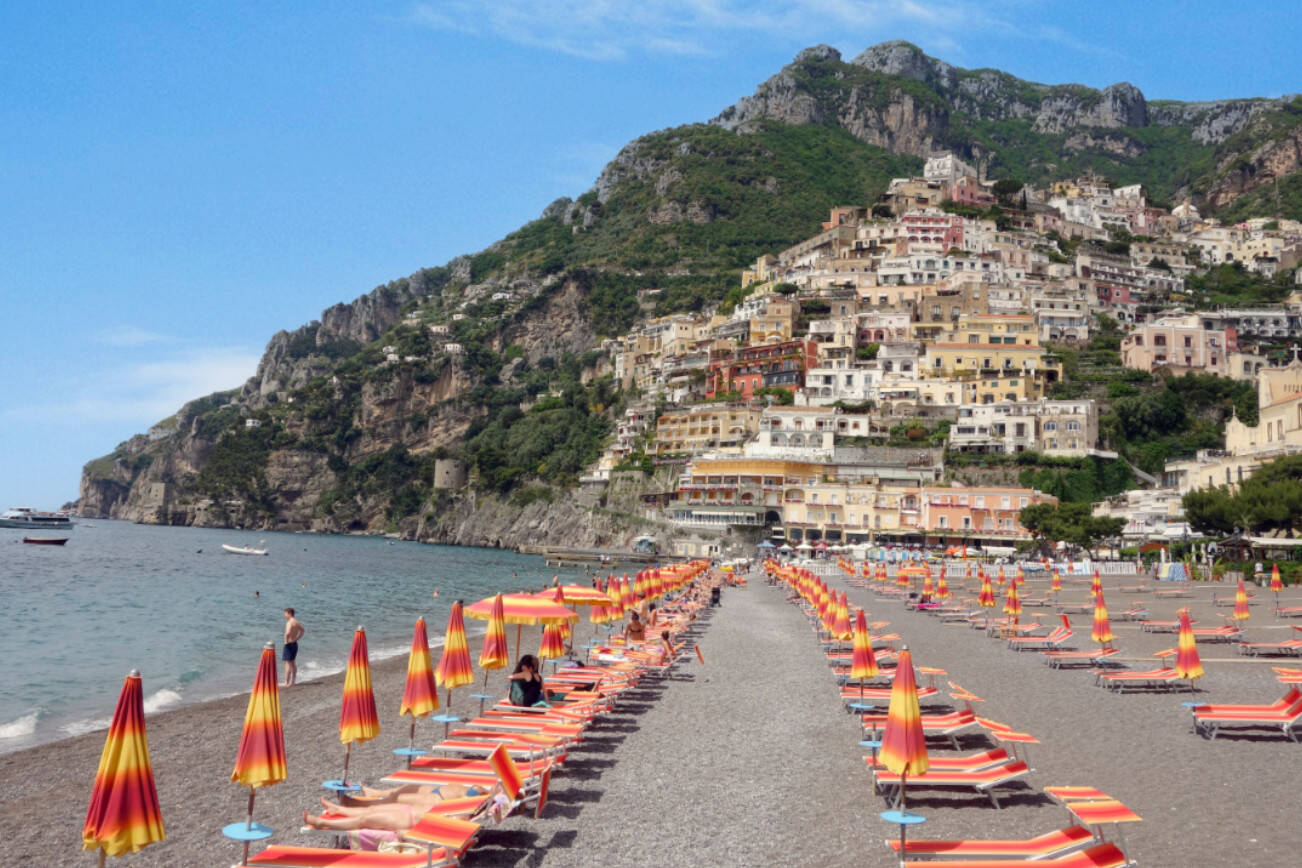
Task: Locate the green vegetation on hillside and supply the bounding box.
[1101,372,1258,474]
[1184,454,1302,536]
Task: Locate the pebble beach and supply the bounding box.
[6,565,1302,866]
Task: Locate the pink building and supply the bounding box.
[1120,313,1237,376]
[899,212,964,250]
[948,176,997,208]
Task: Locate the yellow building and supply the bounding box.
[649,405,762,456]
[748,298,797,345]
[922,343,1059,380]
[1165,358,1302,492]
[939,313,1041,347]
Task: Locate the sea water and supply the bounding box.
[0,521,599,754]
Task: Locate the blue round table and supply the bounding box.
[470,693,495,715]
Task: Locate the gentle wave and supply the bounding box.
[62,716,112,737]
[143,687,184,714]
[0,711,39,739]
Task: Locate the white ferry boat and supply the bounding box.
[0,507,75,530]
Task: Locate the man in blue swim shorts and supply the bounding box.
[283,607,305,686]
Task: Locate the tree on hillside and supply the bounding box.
[1182,455,1302,538]
[1019,501,1125,557]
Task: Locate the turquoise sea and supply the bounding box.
[0,521,597,754]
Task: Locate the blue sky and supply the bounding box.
[2,1,1300,507]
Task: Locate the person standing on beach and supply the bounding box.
[283,608,305,686]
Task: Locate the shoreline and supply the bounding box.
[0,630,589,865]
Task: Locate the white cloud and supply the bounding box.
[408,1,1036,62]
[98,325,173,347]
[4,346,260,425]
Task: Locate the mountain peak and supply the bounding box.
[792,44,841,64]
[850,40,952,86]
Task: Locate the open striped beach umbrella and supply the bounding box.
[1175,607,1204,685]
[1233,578,1251,623]
[230,644,285,863]
[83,670,165,862]
[467,593,578,661]
[1091,589,1114,648]
[339,627,380,785]
[879,645,929,849]
[538,623,567,659]
[978,570,996,608]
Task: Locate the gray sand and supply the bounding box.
[5,569,1301,866]
[828,569,1302,868]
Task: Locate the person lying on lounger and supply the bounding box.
[304,784,482,831]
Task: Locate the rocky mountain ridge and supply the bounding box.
[77,41,1302,551]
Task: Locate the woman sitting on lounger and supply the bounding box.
[507,654,547,706]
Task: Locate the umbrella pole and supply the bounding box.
[408,718,417,768]
[342,742,352,787]
[898,772,909,868]
[246,785,256,829]
[99,850,106,868]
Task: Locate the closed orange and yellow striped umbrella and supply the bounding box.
[921,574,934,601]
[1092,589,1114,647]
[1004,579,1021,621]
[229,644,285,857]
[1270,563,1284,594]
[832,592,852,641]
[935,572,949,601]
[435,603,475,692]
[850,608,879,682]
[1051,568,1062,594]
[83,670,165,860]
[478,597,510,675]
[401,618,439,719]
[978,570,995,608]
[879,646,929,819]
[1233,578,1251,623]
[996,565,1006,587]
[340,627,380,746]
[1091,569,1102,600]
[1175,607,1204,682]
[538,623,567,659]
[232,644,287,788]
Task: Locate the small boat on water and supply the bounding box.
[23,537,69,546]
[222,543,269,556]
[1,507,74,530]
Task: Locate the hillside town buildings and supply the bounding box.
[578,156,1302,547]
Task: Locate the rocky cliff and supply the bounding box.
[78,41,1302,548]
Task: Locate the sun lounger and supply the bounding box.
[1139,619,1182,633]
[1056,602,1094,615]
[1094,667,1181,692]
[1275,606,1302,618]
[1043,647,1121,669]
[1237,638,1302,656]
[867,747,1012,775]
[1213,591,1255,607]
[244,845,457,867]
[986,620,1042,638]
[841,685,939,703]
[1008,621,1074,651]
[886,824,1094,858]
[1117,585,1149,594]
[1190,625,1242,643]
[874,760,1032,809]
[1190,688,1302,741]
[1111,605,1149,622]
[1153,586,1191,598]
[860,709,979,748]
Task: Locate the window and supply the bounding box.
[937,515,947,529]
[1020,497,1028,507]
[1043,421,1058,431]
[974,496,984,508]
[1001,496,1011,508]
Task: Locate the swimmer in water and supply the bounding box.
[432,588,440,598]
